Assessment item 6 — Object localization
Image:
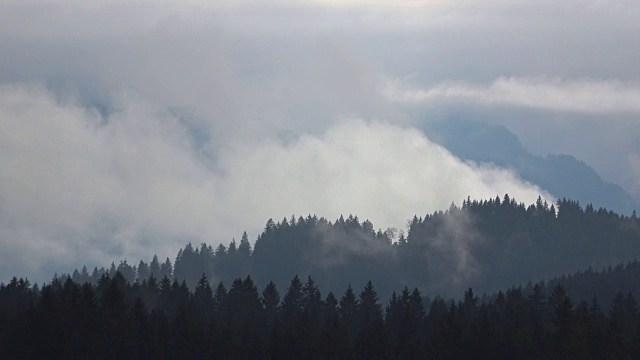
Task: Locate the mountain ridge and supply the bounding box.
[422,119,638,215]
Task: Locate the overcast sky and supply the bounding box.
[1,0,638,282]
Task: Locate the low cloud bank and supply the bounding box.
[0,84,552,282]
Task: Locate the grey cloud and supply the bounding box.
[1,0,639,281]
[0,85,221,280]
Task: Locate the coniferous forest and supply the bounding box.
[2,195,640,359]
[4,269,640,359]
[61,195,640,299]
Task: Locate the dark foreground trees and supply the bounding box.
[2,273,640,359]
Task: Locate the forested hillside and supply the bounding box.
[3,267,640,359]
[3,195,640,358]
[66,195,640,299]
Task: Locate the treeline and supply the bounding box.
[67,195,640,298]
[546,260,640,311]
[2,272,640,359]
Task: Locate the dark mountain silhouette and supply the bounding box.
[422,119,638,215]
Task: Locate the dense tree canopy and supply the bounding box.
[2,195,640,358]
[64,195,640,300]
[2,271,640,359]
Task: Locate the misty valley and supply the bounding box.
[2,195,640,359]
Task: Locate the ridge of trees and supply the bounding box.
[2,271,640,359]
[3,192,640,358]
[63,195,640,299]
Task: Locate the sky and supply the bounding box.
[1,0,639,282]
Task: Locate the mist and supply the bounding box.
[0,82,553,282]
[1,0,638,281]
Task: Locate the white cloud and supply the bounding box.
[0,84,221,280]
[219,118,552,230]
[0,84,551,282]
[386,77,640,114]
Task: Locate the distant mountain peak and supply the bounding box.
[422,118,638,215]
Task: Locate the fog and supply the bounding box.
[0,0,637,281]
[0,84,549,281]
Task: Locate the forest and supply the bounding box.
[2,195,640,358]
[2,268,640,359]
[64,195,640,299]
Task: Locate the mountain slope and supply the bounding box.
[423,119,638,215]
